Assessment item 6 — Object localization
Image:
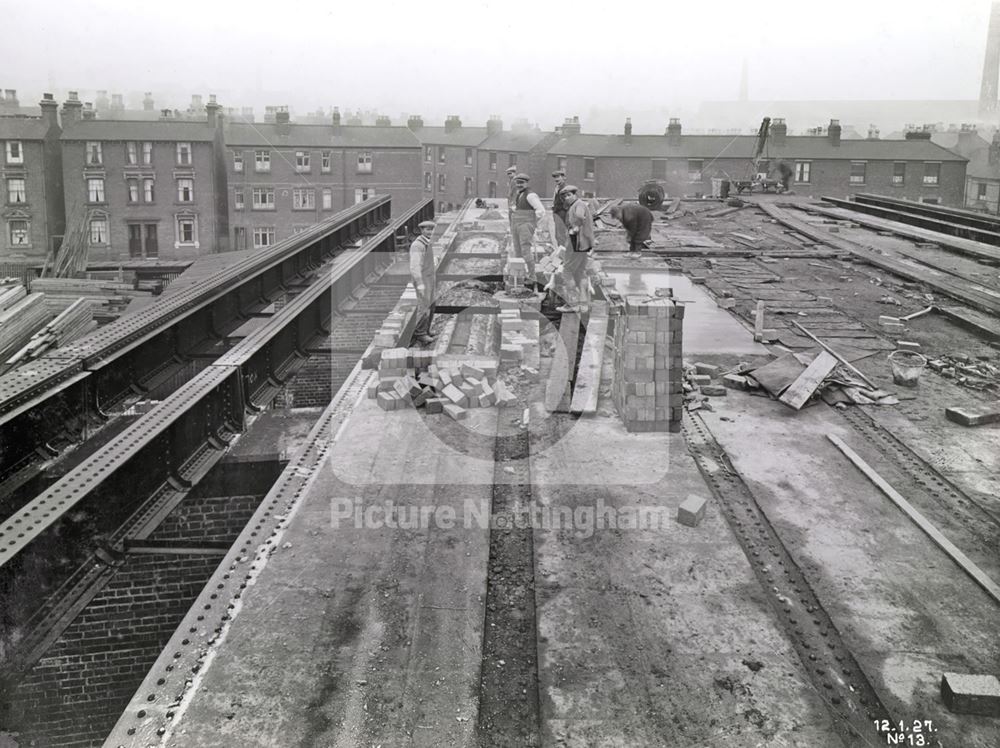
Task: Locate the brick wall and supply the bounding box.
[2,140,52,261]
[1,493,260,747]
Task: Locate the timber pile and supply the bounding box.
[30,277,152,315]
[4,298,96,367]
[0,292,53,364]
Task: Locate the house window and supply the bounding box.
[424,172,432,191]
[293,188,315,209]
[425,146,432,162]
[465,148,473,167]
[557,156,567,173]
[9,219,29,246]
[892,162,906,185]
[176,178,194,202]
[296,151,311,172]
[125,141,138,165]
[234,188,245,209]
[234,226,247,250]
[464,176,473,198]
[128,223,158,258]
[233,152,244,172]
[5,141,23,164]
[488,181,497,198]
[86,142,103,166]
[127,178,139,203]
[687,159,703,181]
[255,150,271,172]
[87,177,105,203]
[253,226,276,247]
[978,182,988,199]
[849,161,867,185]
[176,216,197,245]
[143,178,155,203]
[252,187,275,210]
[489,152,497,171]
[141,141,153,165]
[176,142,192,166]
[321,151,331,172]
[438,146,446,164]
[652,159,667,180]
[923,162,940,186]
[357,151,373,173]
[6,178,26,204]
[89,217,108,245]
[795,161,811,183]
[354,187,376,204]
[438,173,446,192]
[322,188,332,210]
[508,153,517,169]
[584,158,595,180]
[583,191,595,199]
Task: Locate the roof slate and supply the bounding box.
[61,119,217,142]
[224,123,420,148]
[411,126,491,147]
[0,116,52,140]
[479,130,550,151]
[547,133,967,161]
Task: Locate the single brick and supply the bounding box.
[945,407,1000,427]
[896,340,921,351]
[677,495,707,527]
[940,673,1000,716]
[461,364,485,379]
[442,384,467,406]
[443,404,468,421]
[722,373,748,390]
[701,385,727,396]
[694,362,719,376]
[425,397,447,414]
[690,374,712,386]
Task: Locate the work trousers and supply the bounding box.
[563,248,591,307]
[511,220,537,280]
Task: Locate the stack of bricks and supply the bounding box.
[368,349,516,420]
[611,295,685,433]
[499,309,540,369]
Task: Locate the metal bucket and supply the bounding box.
[888,350,927,387]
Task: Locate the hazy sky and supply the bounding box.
[1,0,991,126]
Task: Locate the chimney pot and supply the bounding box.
[828,118,842,146]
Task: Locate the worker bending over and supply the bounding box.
[410,220,438,345]
[510,173,546,286]
[609,203,654,258]
[557,185,594,313]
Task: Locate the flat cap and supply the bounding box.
[505,165,518,173]
[417,220,436,228]
[551,169,566,177]
[514,172,531,181]
[559,184,579,194]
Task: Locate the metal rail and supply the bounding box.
[0,199,431,573]
[853,192,1000,231]
[821,195,1000,247]
[0,197,393,483]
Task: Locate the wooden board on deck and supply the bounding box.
[545,313,580,413]
[778,351,839,410]
[570,312,609,415]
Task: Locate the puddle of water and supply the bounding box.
[606,269,768,356]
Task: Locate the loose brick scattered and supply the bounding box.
[677,495,707,527]
[701,384,727,396]
[722,373,748,390]
[945,406,1000,427]
[940,672,1000,716]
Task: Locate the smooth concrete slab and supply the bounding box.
[170,384,493,748]
[607,270,768,356]
[528,353,841,747]
[697,396,1000,748]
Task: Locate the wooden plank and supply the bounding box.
[790,321,879,388]
[570,315,609,415]
[936,306,1000,343]
[545,313,580,413]
[778,351,839,410]
[828,434,1000,606]
[754,301,765,342]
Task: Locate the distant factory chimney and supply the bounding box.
[980,1,1000,116]
[739,57,749,102]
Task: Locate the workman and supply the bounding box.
[551,169,570,250]
[510,173,546,285]
[410,220,438,345]
[609,203,654,258]
[557,185,594,313]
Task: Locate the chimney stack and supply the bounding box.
[0,89,18,113]
[39,93,59,131]
[191,94,203,112]
[867,124,880,140]
[376,115,392,126]
[560,116,581,136]
[111,93,124,110]
[206,94,220,129]
[95,90,110,112]
[957,123,978,152]
[444,114,462,133]
[332,106,342,130]
[772,117,788,146]
[61,91,83,127]
[82,102,95,120]
[407,113,423,131]
[666,117,682,146]
[828,118,841,146]
[624,117,632,144]
[160,108,173,120]
[487,115,503,135]
[347,111,363,126]
[143,92,154,111]
[991,132,1000,164]
[275,106,290,134]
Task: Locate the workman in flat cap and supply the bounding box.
[505,165,519,236]
[557,185,594,313]
[551,169,570,250]
[410,220,438,345]
[510,173,546,285]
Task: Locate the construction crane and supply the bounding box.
[733,117,783,195]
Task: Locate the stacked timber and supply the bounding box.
[5,298,96,367]
[0,293,53,364]
[30,277,153,315]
